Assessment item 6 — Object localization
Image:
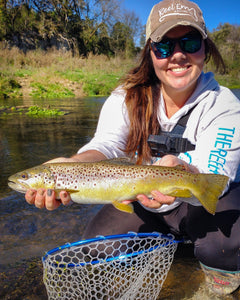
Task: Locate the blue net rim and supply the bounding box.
[42,232,181,267]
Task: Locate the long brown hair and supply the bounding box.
[122,36,225,164]
[204,37,226,74]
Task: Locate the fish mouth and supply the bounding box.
[8,180,28,193]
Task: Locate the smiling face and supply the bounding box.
[150,25,206,105]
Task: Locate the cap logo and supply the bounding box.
[158,3,198,23]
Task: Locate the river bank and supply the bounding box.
[0,47,135,99]
[1,46,240,100]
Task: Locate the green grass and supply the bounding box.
[0,47,135,99]
[14,69,33,77]
[25,105,66,117]
[30,82,75,98]
[81,73,121,96]
[0,105,66,118]
[0,75,22,98]
[56,69,85,82]
[56,67,124,96]
[215,74,240,89]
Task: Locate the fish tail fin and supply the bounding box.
[193,174,229,214]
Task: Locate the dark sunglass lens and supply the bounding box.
[181,36,202,53]
[153,40,174,58]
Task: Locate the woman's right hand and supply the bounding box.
[24,150,107,210]
[24,156,78,210]
[25,189,71,210]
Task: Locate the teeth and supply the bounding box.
[171,67,187,72]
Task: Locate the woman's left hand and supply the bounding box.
[136,190,175,209]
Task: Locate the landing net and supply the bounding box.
[42,232,178,300]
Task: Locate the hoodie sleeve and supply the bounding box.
[77,88,130,159]
[180,87,240,184]
[174,87,240,208]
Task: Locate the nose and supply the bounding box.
[171,42,187,59]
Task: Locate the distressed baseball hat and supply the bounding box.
[146,0,207,42]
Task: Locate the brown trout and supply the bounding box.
[8,159,229,214]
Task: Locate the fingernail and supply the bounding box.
[151,191,158,198]
[136,195,144,202]
[152,190,163,198]
[29,190,34,197]
[38,189,44,196]
[62,191,68,198]
[47,189,52,196]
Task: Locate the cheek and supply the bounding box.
[150,51,168,75]
[192,45,206,67]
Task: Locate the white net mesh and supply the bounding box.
[42,232,178,300]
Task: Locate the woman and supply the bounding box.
[25,0,240,296]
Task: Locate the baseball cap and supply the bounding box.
[146,0,207,42]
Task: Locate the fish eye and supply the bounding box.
[20,173,28,179]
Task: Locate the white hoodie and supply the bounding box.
[78,72,240,212]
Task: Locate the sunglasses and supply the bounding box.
[150,32,202,59]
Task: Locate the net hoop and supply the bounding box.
[42,232,179,300]
[42,232,178,267]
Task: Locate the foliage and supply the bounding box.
[0,19,239,99]
[0,105,66,117]
[208,23,240,83]
[56,66,125,96]
[0,0,142,58]
[25,105,65,117]
[0,47,135,98]
[0,75,22,98]
[30,82,75,98]
[82,73,120,96]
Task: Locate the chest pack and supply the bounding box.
[147,105,196,157]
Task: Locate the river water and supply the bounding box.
[0,92,239,300]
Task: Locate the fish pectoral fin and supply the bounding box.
[166,188,193,198]
[112,201,134,214]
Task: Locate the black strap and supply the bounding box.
[177,105,197,128]
[147,105,197,157]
